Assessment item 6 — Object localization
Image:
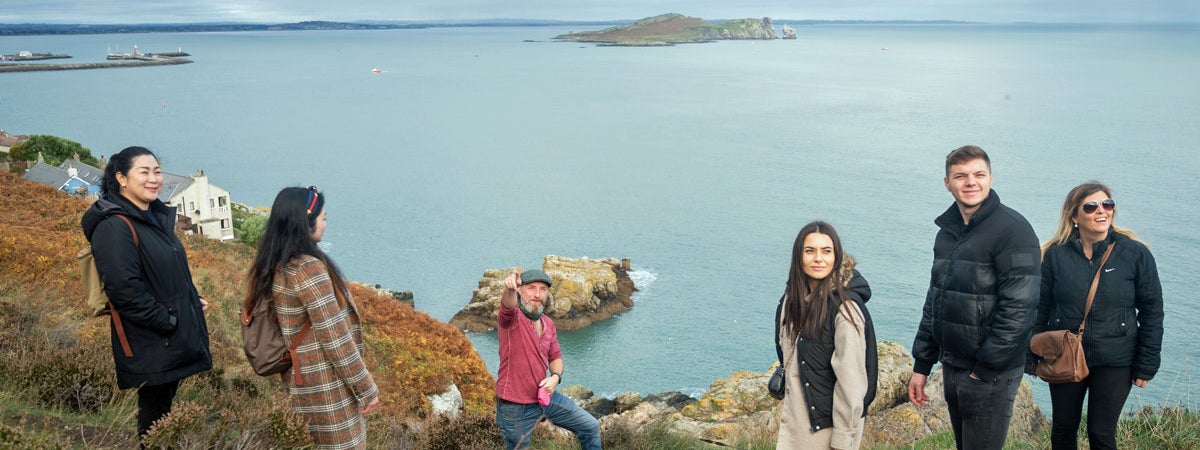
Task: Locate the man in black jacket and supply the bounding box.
[908,146,1041,450]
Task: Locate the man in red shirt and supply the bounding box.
[495,269,601,449]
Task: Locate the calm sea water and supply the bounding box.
[3,24,1198,412]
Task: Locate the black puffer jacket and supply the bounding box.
[775,267,876,432]
[912,191,1041,380]
[81,194,212,389]
[1031,230,1163,380]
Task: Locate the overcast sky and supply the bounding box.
[2,0,1197,24]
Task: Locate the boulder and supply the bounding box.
[781,24,797,39]
[582,341,1048,447]
[863,368,1047,447]
[427,382,463,418]
[871,341,914,415]
[449,255,636,332]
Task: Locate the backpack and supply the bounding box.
[241,297,311,384]
[76,214,136,358]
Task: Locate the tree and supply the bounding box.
[232,203,267,248]
[8,135,101,167]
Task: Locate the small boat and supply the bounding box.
[371,68,381,73]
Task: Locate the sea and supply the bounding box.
[2,23,1198,413]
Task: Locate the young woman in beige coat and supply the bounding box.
[774,221,876,450]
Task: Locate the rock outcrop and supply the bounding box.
[696,17,778,40]
[569,342,1048,447]
[449,255,636,332]
[781,24,797,39]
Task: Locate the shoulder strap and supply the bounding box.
[289,320,313,385]
[1078,242,1115,334]
[108,214,139,358]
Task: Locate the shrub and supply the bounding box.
[7,134,100,167]
[267,407,315,449]
[417,411,502,450]
[231,203,267,248]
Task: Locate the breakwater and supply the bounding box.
[0,57,192,73]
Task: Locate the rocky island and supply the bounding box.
[450,255,636,331]
[555,13,780,46]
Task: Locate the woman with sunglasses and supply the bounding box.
[244,186,379,449]
[1031,181,1163,450]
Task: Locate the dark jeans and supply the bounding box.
[496,392,601,450]
[1049,366,1133,450]
[943,365,1023,450]
[136,380,180,439]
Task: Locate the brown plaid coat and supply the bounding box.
[274,255,378,449]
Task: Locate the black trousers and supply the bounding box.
[137,379,181,439]
[943,365,1024,450]
[1048,366,1133,450]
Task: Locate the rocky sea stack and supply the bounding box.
[450,255,636,332]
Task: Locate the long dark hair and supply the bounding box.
[101,146,157,198]
[243,186,350,314]
[783,221,849,342]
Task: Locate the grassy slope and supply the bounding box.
[0,172,494,447]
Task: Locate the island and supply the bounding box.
[555,13,781,46]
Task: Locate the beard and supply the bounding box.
[517,293,544,321]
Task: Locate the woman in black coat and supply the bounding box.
[1032,181,1163,450]
[80,146,212,441]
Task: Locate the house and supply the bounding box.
[0,129,30,155]
[23,154,235,241]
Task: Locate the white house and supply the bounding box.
[160,169,234,241]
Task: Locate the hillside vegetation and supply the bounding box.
[0,172,494,447]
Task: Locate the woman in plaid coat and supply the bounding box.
[245,186,379,449]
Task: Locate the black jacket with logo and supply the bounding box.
[1032,230,1163,380]
[912,190,1041,380]
[81,194,212,389]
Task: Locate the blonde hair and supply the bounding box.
[1043,181,1145,254]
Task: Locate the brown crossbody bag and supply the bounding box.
[1029,242,1114,383]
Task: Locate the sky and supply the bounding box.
[1,0,1197,24]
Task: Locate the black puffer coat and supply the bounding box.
[81,194,212,389]
[912,191,1041,380]
[1032,230,1163,380]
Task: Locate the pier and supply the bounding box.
[0,56,192,73]
[0,46,191,73]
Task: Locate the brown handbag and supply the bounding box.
[1030,242,1114,383]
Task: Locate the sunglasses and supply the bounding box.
[1081,199,1115,214]
[305,186,320,215]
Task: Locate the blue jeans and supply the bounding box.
[496,392,601,450]
[943,365,1023,450]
